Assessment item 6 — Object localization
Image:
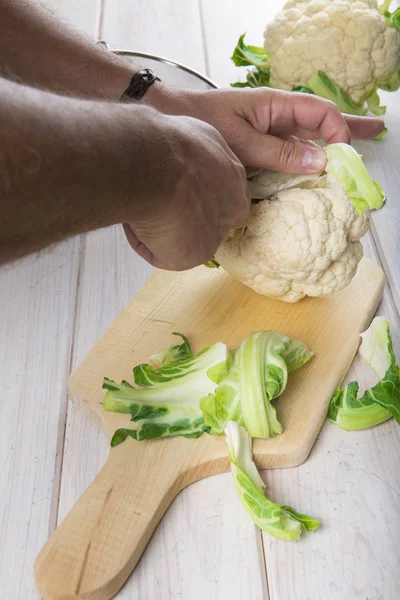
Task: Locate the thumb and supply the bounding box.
[237,126,327,174]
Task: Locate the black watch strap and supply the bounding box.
[120,68,161,102]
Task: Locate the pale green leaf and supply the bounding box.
[325,143,385,215]
[225,422,319,540]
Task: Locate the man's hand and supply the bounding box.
[0,1,386,273]
[123,115,249,271]
[0,78,249,272]
[144,86,386,173]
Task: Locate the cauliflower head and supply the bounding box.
[211,143,385,303]
[264,0,400,103]
[215,180,369,303]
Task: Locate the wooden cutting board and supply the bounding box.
[34,258,384,600]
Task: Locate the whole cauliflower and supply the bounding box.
[264,0,400,104]
[213,143,385,303]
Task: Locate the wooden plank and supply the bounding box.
[55,2,267,598]
[200,1,400,598]
[54,2,398,599]
[101,0,206,72]
[57,417,267,600]
[260,236,400,600]
[262,418,400,600]
[56,239,268,600]
[40,0,101,38]
[111,473,268,600]
[0,238,81,600]
[355,97,400,316]
[200,0,281,86]
[57,225,153,527]
[0,2,100,599]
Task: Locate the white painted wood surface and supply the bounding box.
[0,3,99,600]
[261,237,400,600]
[102,0,206,73]
[0,239,82,600]
[43,0,101,38]
[0,0,399,599]
[57,3,266,598]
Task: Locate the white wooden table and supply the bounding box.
[1,1,399,599]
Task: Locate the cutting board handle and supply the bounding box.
[34,439,185,600]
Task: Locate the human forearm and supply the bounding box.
[0,77,175,264]
[0,0,138,100]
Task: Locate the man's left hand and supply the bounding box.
[144,85,386,174]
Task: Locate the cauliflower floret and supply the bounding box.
[215,182,369,303]
[264,0,400,102]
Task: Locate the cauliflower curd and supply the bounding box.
[216,181,368,302]
[265,0,400,104]
[231,0,400,117]
[212,143,385,303]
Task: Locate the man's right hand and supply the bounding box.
[0,78,249,268]
[123,114,250,271]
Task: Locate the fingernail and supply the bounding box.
[300,148,326,172]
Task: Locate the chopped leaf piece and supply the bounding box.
[202,332,313,437]
[110,429,135,447]
[280,506,321,533]
[362,370,400,423]
[373,127,388,141]
[102,377,121,392]
[129,405,169,420]
[103,342,229,414]
[225,422,319,540]
[282,339,314,374]
[324,143,385,215]
[237,332,287,438]
[328,383,392,430]
[226,419,265,489]
[103,339,229,443]
[121,379,134,389]
[329,317,400,430]
[201,355,243,435]
[111,416,210,446]
[149,332,192,369]
[104,331,313,444]
[359,316,393,378]
[204,257,220,268]
[130,342,229,389]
